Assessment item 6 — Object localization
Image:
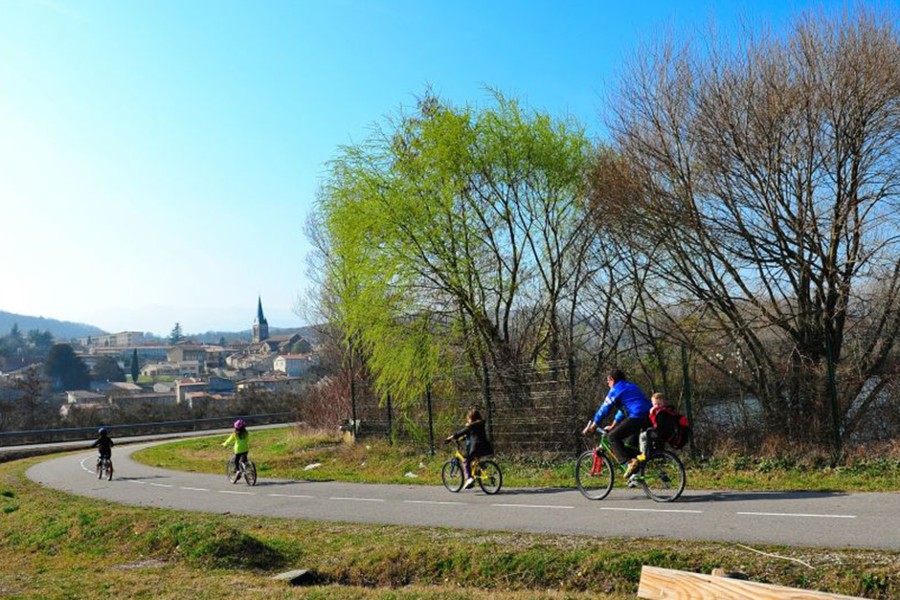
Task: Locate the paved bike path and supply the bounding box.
[26,442,900,551]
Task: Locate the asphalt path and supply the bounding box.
[26,442,900,551]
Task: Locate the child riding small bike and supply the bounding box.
[445,407,493,489]
[222,419,251,483]
[91,427,114,479]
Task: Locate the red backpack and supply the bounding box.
[650,405,692,450]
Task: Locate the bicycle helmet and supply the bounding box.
[233,419,245,429]
[98,427,108,436]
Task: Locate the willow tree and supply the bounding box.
[315,91,595,409]
[598,8,900,447]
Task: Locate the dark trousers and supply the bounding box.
[608,417,651,464]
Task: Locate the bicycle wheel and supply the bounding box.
[575,449,614,500]
[477,460,503,495]
[243,460,257,486]
[96,459,103,480]
[441,459,463,492]
[105,460,113,481]
[226,459,238,483]
[638,450,686,502]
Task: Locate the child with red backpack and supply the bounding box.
[634,392,692,468]
[648,392,691,450]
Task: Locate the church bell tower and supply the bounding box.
[252,296,269,343]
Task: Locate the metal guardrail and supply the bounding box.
[0,413,295,446]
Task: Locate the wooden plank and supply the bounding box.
[637,565,864,600]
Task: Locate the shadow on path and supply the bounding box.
[679,490,849,503]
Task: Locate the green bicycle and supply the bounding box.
[575,428,685,502]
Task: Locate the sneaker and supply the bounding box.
[626,476,638,489]
[463,477,475,489]
[623,458,641,479]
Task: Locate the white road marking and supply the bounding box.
[220,490,253,496]
[737,511,856,519]
[181,487,209,492]
[330,496,386,503]
[268,493,315,499]
[595,506,703,514]
[129,480,147,485]
[149,483,173,488]
[492,503,575,510]
[404,500,467,506]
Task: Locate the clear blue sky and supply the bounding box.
[0,0,859,336]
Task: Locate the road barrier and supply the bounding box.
[0,413,295,446]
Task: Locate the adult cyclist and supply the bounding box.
[582,369,652,479]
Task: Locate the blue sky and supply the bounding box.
[0,0,862,336]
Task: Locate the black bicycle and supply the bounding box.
[96,456,113,481]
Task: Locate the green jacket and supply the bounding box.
[222,431,249,454]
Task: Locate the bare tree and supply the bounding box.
[598,8,900,448]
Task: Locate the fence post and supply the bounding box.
[386,392,393,445]
[426,382,435,456]
[824,333,841,464]
[482,362,494,442]
[681,344,695,457]
[349,350,358,437]
[569,353,579,455]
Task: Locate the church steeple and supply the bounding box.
[252,296,269,343]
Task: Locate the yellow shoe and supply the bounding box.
[623,458,640,479]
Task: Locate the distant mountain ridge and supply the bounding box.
[0,310,106,340]
[0,310,321,345]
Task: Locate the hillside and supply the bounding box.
[0,310,321,345]
[0,310,105,340]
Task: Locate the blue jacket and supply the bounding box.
[592,380,651,425]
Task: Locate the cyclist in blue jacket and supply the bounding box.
[582,369,652,478]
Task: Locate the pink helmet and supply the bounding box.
[233,419,245,429]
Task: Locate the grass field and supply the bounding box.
[1,427,898,598]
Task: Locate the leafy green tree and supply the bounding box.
[92,355,126,382]
[315,91,594,407]
[14,367,46,429]
[26,329,54,355]
[0,324,25,358]
[44,344,90,391]
[169,322,184,344]
[130,349,140,383]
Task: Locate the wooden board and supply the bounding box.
[637,565,864,600]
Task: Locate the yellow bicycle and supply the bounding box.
[441,439,502,494]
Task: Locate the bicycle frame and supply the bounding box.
[450,440,485,478]
[442,439,502,494]
[592,430,632,473]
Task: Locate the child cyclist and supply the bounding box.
[446,407,494,489]
[222,419,250,483]
[91,427,114,474]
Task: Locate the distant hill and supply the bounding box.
[191,326,322,345]
[0,310,321,346]
[0,311,106,340]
